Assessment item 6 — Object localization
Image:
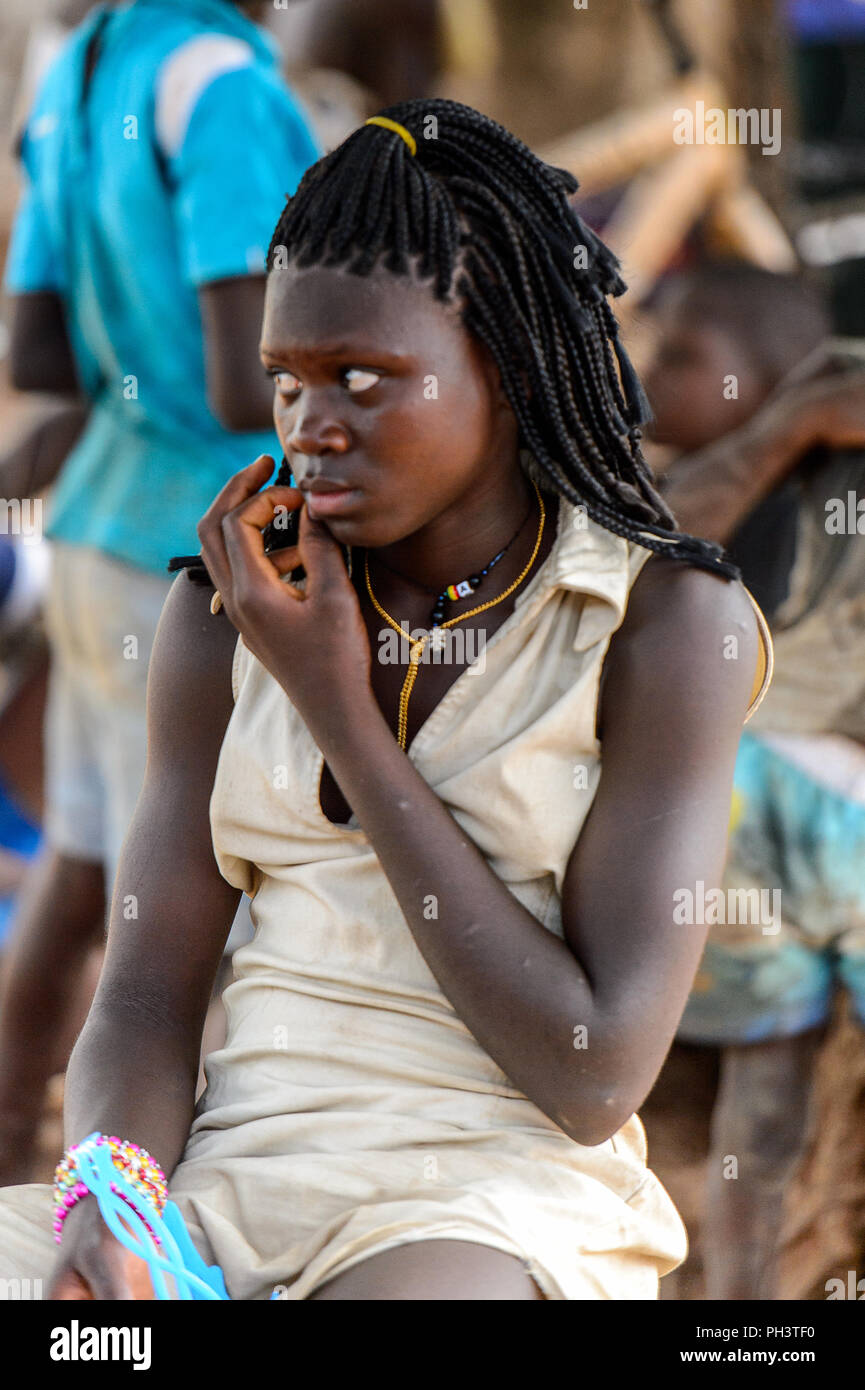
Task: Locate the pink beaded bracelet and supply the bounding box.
[53,1134,168,1245]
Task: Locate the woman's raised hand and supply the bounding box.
[196,455,373,725]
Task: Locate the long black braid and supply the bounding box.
[169,99,740,583]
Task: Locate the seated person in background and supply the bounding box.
[643,259,865,1300]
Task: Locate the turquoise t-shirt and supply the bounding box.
[4,0,320,575]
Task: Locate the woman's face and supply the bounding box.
[259,263,520,548]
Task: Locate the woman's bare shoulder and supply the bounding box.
[625,553,757,646]
[147,570,240,776]
[602,556,759,733]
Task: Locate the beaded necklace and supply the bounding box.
[364,482,546,750]
[369,491,536,629]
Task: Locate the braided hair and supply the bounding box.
[170,98,740,582]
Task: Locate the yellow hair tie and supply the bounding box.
[364,116,417,157]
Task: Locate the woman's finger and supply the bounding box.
[220,484,309,600]
[220,485,303,594]
[265,543,303,576]
[202,454,277,528]
[197,454,276,594]
[226,485,302,535]
[262,542,308,600]
[221,499,292,603]
[296,502,353,597]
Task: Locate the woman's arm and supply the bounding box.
[62,570,241,1170]
[50,570,241,1296]
[556,560,758,1137]
[198,462,757,1147]
[308,561,757,1145]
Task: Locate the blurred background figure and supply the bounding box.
[274,0,443,127]
[266,0,496,151]
[642,261,865,1300]
[0,0,320,1184]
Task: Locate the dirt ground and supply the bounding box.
[642,994,865,1300]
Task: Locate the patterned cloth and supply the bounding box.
[680,730,865,1044]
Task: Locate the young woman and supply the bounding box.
[0,100,770,1301]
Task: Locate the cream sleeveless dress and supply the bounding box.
[0,496,771,1300]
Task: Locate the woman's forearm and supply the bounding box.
[310,696,602,1142]
[62,998,200,1179]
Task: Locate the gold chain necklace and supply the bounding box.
[364,482,546,750]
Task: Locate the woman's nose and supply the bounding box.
[286,405,350,456]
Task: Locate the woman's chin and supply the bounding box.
[315,511,407,550]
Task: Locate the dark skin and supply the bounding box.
[198,278,274,431]
[0,276,273,1185]
[299,0,441,106]
[50,264,758,1300]
[642,292,770,454]
[6,280,273,439]
[8,292,80,395]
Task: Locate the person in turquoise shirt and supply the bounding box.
[0,0,320,1184]
[5,0,319,572]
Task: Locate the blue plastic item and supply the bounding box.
[72,1133,230,1300]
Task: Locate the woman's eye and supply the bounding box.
[271,371,302,395]
[343,368,380,394]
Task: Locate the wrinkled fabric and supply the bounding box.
[0,497,769,1299]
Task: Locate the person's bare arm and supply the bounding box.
[8,291,80,395]
[661,367,865,544]
[659,420,803,544]
[198,276,274,432]
[63,571,241,1162]
[50,571,242,1296]
[0,398,87,499]
[557,559,757,1136]
[310,563,757,1146]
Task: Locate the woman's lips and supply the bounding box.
[303,487,361,519]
